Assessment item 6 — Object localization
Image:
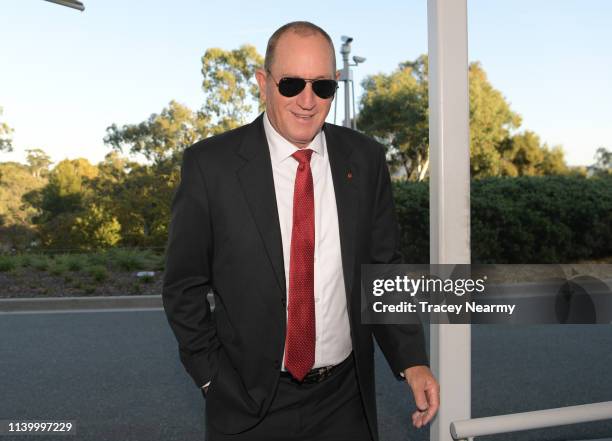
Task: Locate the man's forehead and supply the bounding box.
[276,72,334,79]
[271,36,335,77]
[274,33,333,58]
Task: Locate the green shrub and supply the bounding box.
[19,255,32,268]
[86,252,108,266]
[393,176,612,264]
[0,256,16,272]
[87,265,108,282]
[50,264,67,276]
[31,256,49,271]
[393,181,430,263]
[109,249,146,271]
[139,275,155,284]
[60,254,84,272]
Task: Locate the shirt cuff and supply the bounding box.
[201,380,211,389]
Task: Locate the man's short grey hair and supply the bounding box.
[264,21,336,74]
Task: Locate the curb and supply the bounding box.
[0,294,162,313]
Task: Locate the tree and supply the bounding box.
[358,56,528,179]
[357,55,429,180]
[23,158,99,249]
[104,45,265,166]
[539,145,569,176]
[0,106,13,153]
[468,62,522,178]
[0,162,45,250]
[589,147,611,178]
[73,202,121,249]
[26,148,53,179]
[104,100,210,166]
[201,44,264,134]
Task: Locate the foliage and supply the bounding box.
[201,44,264,134]
[0,162,47,225]
[358,55,569,180]
[468,62,522,177]
[73,203,122,249]
[22,158,98,249]
[0,106,13,153]
[589,147,612,178]
[357,55,429,180]
[87,264,108,282]
[498,131,568,176]
[393,176,612,263]
[0,255,16,272]
[104,100,210,165]
[393,180,430,262]
[25,149,52,179]
[0,161,46,250]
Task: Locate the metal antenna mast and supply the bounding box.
[338,36,366,129]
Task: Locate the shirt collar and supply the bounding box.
[263,111,325,164]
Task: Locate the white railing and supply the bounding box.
[450,401,612,440]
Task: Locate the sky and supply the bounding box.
[1,0,610,167]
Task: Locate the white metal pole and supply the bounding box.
[451,401,612,440]
[427,0,471,440]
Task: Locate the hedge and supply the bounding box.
[393,176,612,264]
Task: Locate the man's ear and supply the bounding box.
[335,70,341,81]
[255,68,267,103]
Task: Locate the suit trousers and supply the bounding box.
[205,352,373,441]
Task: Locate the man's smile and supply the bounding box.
[291,112,315,120]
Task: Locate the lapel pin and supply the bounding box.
[347,171,353,180]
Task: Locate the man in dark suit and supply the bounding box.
[162,21,439,441]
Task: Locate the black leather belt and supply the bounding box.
[280,354,352,384]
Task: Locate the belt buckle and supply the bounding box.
[316,365,333,382]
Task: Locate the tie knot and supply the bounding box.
[292,149,314,165]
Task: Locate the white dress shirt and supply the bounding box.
[263,111,353,371]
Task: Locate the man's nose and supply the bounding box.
[296,82,316,109]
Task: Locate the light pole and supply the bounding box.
[337,36,365,129]
[43,0,85,11]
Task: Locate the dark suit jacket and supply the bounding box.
[162,113,428,440]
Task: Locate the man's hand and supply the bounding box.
[403,365,440,428]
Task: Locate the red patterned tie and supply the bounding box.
[284,148,315,381]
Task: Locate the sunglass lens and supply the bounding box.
[278,78,306,97]
[312,80,337,99]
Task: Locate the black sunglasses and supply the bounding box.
[267,70,338,99]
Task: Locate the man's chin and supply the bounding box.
[287,130,318,147]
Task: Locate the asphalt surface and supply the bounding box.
[1,310,611,441]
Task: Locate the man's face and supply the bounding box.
[256,32,339,149]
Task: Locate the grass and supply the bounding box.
[0,249,164,274]
[0,248,165,296]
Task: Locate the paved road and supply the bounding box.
[1,310,611,441]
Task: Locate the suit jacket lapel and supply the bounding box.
[235,114,287,300]
[323,123,358,299]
